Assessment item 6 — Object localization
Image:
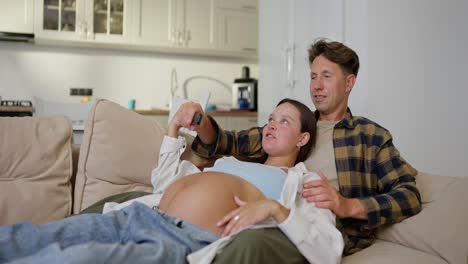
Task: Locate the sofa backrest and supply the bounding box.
[0,116,73,224]
[73,99,213,213]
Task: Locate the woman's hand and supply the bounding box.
[217,196,290,237]
[168,102,204,137]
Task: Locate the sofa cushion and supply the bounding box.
[74,99,213,213]
[377,172,468,263]
[0,116,73,224]
[342,240,446,264]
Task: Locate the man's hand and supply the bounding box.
[302,172,368,219]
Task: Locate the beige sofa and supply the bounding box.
[1,99,467,264]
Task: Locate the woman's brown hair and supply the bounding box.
[276,98,317,164]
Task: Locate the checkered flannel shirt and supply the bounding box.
[192,109,422,255]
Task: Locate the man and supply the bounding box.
[178,39,421,262]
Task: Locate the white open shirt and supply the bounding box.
[103,136,344,264]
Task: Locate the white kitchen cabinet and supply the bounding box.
[34,0,132,43]
[0,0,34,33]
[184,0,216,50]
[215,0,258,54]
[132,0,171,46]
[30,0,258,58]
[133,0,216,50]
[215,0,257,12]
[216,9,257,53]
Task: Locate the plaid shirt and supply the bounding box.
[192,109,422,255]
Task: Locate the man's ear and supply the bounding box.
[297,132,311,148]
[345,74,356,93]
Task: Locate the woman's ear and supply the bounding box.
[297,132,310,148]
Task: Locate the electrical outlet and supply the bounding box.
[70,88,93,96]
[70,88,79,96]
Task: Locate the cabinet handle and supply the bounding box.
[285,44,296,89]
[87,21,94,40]
[242,47,257,52]
[177,30,184,46]
[79,21,87,39]
[183,30,191,46]
[170,29,177,45]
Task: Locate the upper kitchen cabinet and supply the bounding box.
[215,0,258,54]
[34,0,132,44]
[0,0,34,34]
[132,0,216,51]
[215,0,258,11]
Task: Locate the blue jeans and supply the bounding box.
[0,202,219,264]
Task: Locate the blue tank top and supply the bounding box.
[210,159,288,200]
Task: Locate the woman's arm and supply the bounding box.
[150,136,200,193]
[216,194,342,264]
[151,108,202,193]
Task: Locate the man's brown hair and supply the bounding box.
[308,38,360,77]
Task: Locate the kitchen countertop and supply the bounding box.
[135,109,257,117]
[0,106,35,112]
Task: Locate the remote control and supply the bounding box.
[191,112,202,125]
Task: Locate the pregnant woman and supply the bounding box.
[0,99,343,264]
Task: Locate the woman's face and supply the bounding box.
[262,102,306,157]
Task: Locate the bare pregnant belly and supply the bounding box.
[159,172,266,236]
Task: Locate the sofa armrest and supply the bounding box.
[377,172,468,263]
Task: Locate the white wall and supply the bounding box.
[0,42,257,110]
[346,0,468,177]
[260,0,468,177]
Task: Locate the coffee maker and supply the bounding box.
[232,66,257,111]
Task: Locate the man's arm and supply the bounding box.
[358,138,422,230]
[303,172,368,219]
[174,101,265,159]
[191,115,265,160]
[303,134,422,229]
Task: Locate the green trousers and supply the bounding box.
[79,191,151,214]
[213,228,307,264]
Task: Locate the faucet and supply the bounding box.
[181,76,230,101]
[168,67,179,109]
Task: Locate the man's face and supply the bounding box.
[309,55,353,121]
